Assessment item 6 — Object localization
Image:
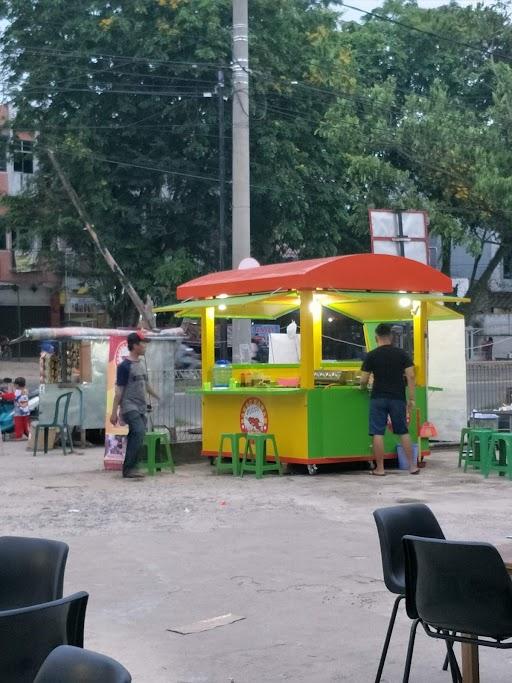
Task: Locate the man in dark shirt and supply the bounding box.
[110,331,160,479]
[360,323,419,476]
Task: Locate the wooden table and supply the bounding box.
[460,542,512,683]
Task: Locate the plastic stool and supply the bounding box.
[463,429,493,473]
[240,433,281,479]
[216,433,246,476]
[458,428,471,468]
[485,433,512,479]
[143,431,175,475]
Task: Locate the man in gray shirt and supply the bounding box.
[110,331,160,479]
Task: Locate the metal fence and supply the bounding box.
[157,362,512,441]
[172,369,202,442]
[166,362,512,441]
[146,368,202,443]
[467,361,512,418]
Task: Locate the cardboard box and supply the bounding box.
[28,427,57,452]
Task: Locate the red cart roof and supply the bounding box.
[176,254,453,300]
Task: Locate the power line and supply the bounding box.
[7,76,218,89]
[34,123,232,139]
[8,85,210,97]
[83,154,221,184]
[255,98,512,220]
[340,2,512,64]
[30,76,507,221]
[42,141,512,226]
[240,61,496,133]
[3,59,508,220]
[1,46,227,70]
[259,86,499,165]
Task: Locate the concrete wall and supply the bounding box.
[428,318,467,442]
[0,284,53,306]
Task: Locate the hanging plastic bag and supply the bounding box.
[419,421,438,438]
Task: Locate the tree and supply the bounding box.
[0,0,360,322]
[332,0,512,305]
[2,0,512,323]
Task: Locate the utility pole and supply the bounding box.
[218,69,226,271]
[218,68,228,359]
[231,0,251,362]
[47,149,155,330]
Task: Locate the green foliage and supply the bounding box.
[0,0,511,321]
[330,0,512,296]
[0,0,359,321]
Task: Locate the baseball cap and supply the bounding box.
[127,331,150,345]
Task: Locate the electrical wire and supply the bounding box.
[16,79,213,91]
[259,100,512,219]
[260,95,501,176]
[78,153,221,184]
[0,46,226,70]
[246,71,497,146]
[339,2,512,64]
[2,33,509,222]
[8,85,209,97]
[34,123,232,139]
[322,333,366,348]
[28,85,512,223]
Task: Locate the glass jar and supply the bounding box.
[212,360,232,388]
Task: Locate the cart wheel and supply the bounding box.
[368,460,376,470]
[307,464,318,476]
[208,456,215,466]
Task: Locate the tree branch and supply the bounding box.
[467,243,512,313]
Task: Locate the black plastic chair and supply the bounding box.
[0,535,69,610]
[34,645,131,683]
[0,591,88,683]
[373,503,454,682]
[33,391,74,456]
[402,536,512,682]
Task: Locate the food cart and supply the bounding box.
[20,327,182,448]
[155,254,466,471]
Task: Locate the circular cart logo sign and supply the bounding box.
[115,341,129,366]
[240,398,268,433]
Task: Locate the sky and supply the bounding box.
[335,0,495,22]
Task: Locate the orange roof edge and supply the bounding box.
[176,254,453,300]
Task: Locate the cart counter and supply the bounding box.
[196,383,427,464]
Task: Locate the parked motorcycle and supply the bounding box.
[175,344,201,370]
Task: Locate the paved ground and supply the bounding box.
[1,439,512,682]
